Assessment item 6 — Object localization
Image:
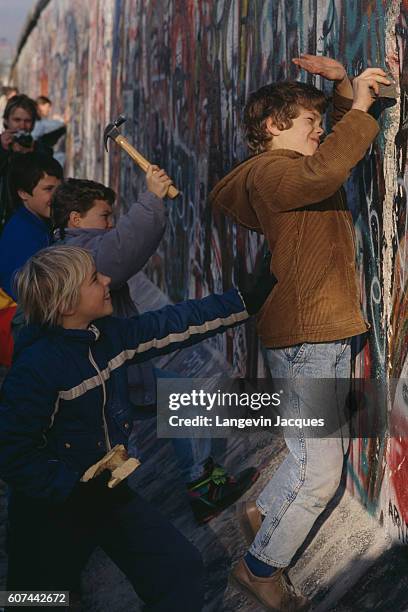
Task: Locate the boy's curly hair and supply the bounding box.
[51,178,116,237]
[244,81,328,155]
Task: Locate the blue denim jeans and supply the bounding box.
[250,340,351,567]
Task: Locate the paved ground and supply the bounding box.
[1,423,406,611]
[0,371,407,611]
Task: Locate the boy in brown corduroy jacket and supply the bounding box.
[210,56,391,610]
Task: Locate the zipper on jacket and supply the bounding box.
[89,348,112,452]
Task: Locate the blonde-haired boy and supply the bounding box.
[0,244,274,607]
[15,243,95,327]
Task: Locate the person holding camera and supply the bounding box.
[0,94,53,233]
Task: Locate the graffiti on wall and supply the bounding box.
[13,0,113,182]
[387,0,408,536]
[12,0,408,534]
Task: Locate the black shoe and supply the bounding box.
[187,458,260,524]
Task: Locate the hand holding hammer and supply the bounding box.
[104,115,180,199]
[80,444,140,488]
[146,164,173,198]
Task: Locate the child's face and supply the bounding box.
[18,174,62,219]
[65,265,113,329]
[267,107,324,156]
[77,200,114,230]
[38,103,51,118]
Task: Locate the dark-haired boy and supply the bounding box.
[0,152,63,300]
[0,94,53,231]
[52,171,260,523]
[0,153,62,365]
[211,56,389,608]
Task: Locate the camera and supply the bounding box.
[12,130,33,148]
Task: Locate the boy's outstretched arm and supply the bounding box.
[254,68,389,212]
[113,289,249,365]
[106,259,275,365]
[91,191,167,289]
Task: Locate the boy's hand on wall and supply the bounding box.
[146,164,172,198]
[352,68,391,112]
[293,54,353,98]
[292,54,347,81]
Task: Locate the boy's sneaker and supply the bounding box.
[230,558,311,611]
[187,457,260,524]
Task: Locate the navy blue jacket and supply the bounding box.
[0,289,248,503]
[0,205,51,299]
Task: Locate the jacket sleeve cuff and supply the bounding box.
[138,190,167,213]
[333,89,353,110]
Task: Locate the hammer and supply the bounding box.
[80,444,140,488]
[104,115,180,199]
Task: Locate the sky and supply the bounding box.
[0,0,35,50]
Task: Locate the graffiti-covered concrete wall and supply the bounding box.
[12,0,408,539]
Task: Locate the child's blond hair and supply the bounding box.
[15,245,94,327]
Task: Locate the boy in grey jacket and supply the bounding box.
[51,165,259,523]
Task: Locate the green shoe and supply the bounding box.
[187,457,260,524]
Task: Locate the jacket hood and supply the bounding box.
[210,151,292,231]
[209,150,302,231]
[209,155,263,231]
[53,227,106,243]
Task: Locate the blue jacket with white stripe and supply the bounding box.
[0,289,248,503]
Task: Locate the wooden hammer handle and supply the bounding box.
[115,135,180,199]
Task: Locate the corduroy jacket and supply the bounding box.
[210,93,379,348]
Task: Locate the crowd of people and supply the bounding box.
[0,54,391,611]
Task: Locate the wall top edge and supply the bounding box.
[11,0,52,71]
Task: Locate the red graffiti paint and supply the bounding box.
[389,377,408,523]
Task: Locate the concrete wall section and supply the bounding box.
[12,0,408,539]
[13,0,113,182]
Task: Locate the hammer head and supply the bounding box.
[103,114,127,151]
